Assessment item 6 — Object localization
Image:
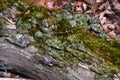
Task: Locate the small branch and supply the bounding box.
[54,27,84,35]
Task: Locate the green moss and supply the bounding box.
[5,0,119,78]
[56,18,71,32]
[0,0,17,11]
[74,30,120,69]
[25,3,120,70]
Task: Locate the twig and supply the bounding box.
[54,27,84,35]
[0,14,15,25]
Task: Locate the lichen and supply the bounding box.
[16,0,120,70]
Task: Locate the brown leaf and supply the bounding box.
[108,31,116,38]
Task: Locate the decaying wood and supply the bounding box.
[0,37,67,80]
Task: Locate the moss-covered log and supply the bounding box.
[0,0,120,80]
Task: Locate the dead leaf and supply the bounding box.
[108,31,116,38]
